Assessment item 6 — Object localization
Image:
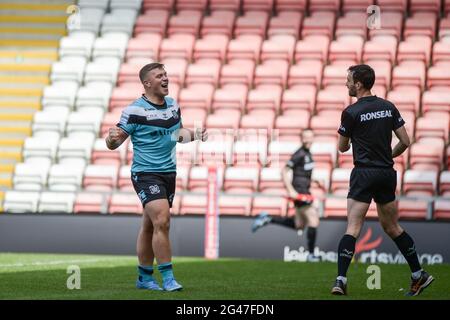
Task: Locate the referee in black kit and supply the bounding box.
[331,65,434,296]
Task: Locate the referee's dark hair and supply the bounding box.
[139,62,165,83]
[348,64,375,90]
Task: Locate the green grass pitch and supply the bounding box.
[0,253,449,300]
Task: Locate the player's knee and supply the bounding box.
[382,223,401,238]
[153,215,170,233]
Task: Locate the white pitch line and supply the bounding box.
[0,257,135,268]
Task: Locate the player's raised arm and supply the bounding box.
[392,125,410,158]
[105,126,128,150]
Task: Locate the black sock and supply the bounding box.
[270,216,296,229]
[337,234,356,277]
[393,231,422,273]
[307,227,317,254]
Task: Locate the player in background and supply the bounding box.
[106,63,207,292]
[331,64,434,296]
[252,129,322,262]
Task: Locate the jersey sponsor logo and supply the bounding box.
[171,109,179,119]
[304,162,314,171]
[149,184,161,194]
[360,110,392,122]
[150,128,178,137]
[138,190,147,202]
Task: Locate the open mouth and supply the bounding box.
[161,82,168,88]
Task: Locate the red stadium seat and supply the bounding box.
[322,63,349,87]
[219,189,253,216]
[91,138,125,166]
[342,0,373,12]
[209,0,241,11]
[201,11,236,38]
[439,16,450,40]
[178,84,215,112]
[309,0,340,12]
[171,194,181,215]
[233,137,268,167]
[117,64,143,85]
[267,140,301,166]
[194,34,230,62]
[118,165,133,191]
[234,11,270,38]
[415,115,449,144]
[375,0,407,12]
[403,170,438,196]
[240,110,276,131]
[316,85,351,112]
[220,59,255,87]
[434,199,450,220]
[109,83,142,111]
[259,167,284,191]
[295,35,330,62]
[311,141,337,170]
[331,168,352,195]
[227,34,263,62]
[180,107,207,129]
[212,84,248,111]
[143,0,175,11]
[261,35,296,63]
[134,10,169,36]
[447,145,450,170]
[188,166,225,190]
[254,59,289,88]
[126,33,161,61]
[175,164,190,191]
[369,12,403,40]
[310,114,340,140]
[242,0,274,13]
[427,62,450,89]
[197,138,234,166]
[397,199,429,220]
[363,35,398,65]
[251,194,288,216]
[404,13,437,39]
[74,193,105,214]
[422,90,450,115]
[288,60,323,88]
[83,164,118,191]
[329,35,364,63]
[338,146,353,168]
[365,60,392,90]
[409,138,445,171]
[324,198,347,218]
[268,11,303,39]
[439,171,450,196]
[176,140,198,166]
[180,191,207,215]
[397,36,432,65]
[109,193,142,215]
[392,60,426,90]
[206,109,241,130]
[224,166,260,190]
[335,12,368,39]
[409,0,441,14]
[432,39,450,64]
[275,110,310,137]
[246,85,283,113]
[160,58,188,86]
[176,0,207,11]
[167,10,202,37]
[160,34,196,61]
[387,86,421,115]
[275,0,307,11]
[281,85,317,113]
[185,58,221,87]
[301,11,336,39]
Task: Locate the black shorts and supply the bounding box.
[131,172,176,208]
[293,189,312,208]
[348,167,397,204]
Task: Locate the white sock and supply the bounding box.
[412,269,423,280]
[337,276,347,285]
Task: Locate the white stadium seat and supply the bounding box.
[42,82,79,110]
[101,12,137,37]
[23,136,60,164]
[50,56,87,85]
[78,0,110,10]
[32,109,69,138]
[75,82,113,111]
[38,192,76,213]
[110,0,142,11]
[84,57,121,85]
[3,191,40,213]
[92,33,129,61]
[57,136,94,166]
[48,164,85,191]
[66,109,103,137]
[59,32,96,59]
[13,162,50,191]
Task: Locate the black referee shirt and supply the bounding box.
[337,95,405,168]
[286,146,314,193]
